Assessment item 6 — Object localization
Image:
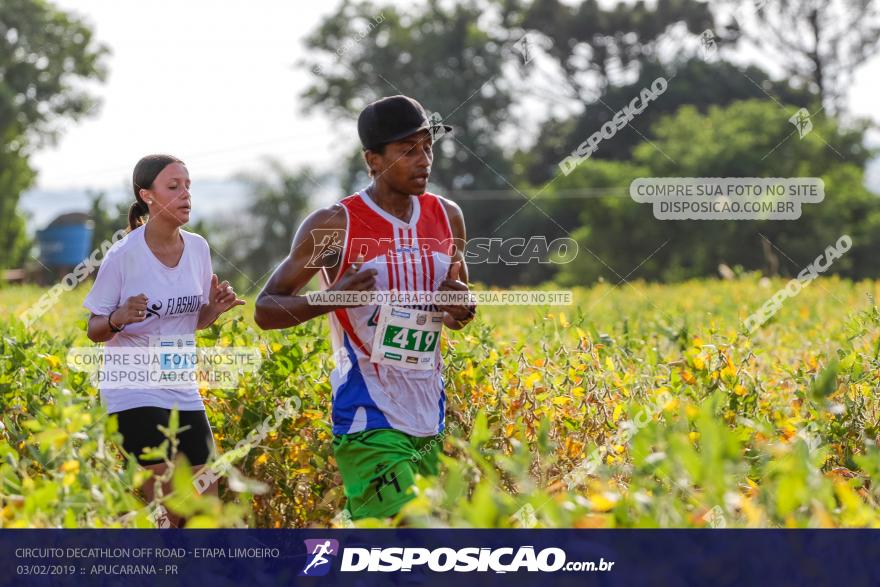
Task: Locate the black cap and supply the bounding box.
[357,95,452,151]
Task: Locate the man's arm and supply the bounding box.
[438,197,476,330]
[253,204,376,330]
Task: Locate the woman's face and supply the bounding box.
[142,162,191,226]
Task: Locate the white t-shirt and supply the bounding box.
[83,224,213,413]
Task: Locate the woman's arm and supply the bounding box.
[86,294,148,343]
[197,304,221,330]
[87,312,120,343]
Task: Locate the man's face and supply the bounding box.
[369,129,433,195]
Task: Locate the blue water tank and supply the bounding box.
[37,213,95,267]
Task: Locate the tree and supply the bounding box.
[0,151,33,270]
[517,0,717,99]
[723,0,880,113]
[210,160,318,292]
[301,0,518,193]
[87,191,128,247]
[554,99,879,284]
[518,57,817,184]
[0,0,108,269]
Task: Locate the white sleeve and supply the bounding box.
[83,251,123,316]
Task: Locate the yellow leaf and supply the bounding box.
[551,396,570,406]
[60,460,80,474]
[41,354,61,369]
[589,493,617,512]
[525,372,541,388]
[612,404,624,423]
[663,397,680,413]
[462,364,475,381]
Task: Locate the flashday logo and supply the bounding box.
[300,539,340,576]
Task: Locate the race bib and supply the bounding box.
[369,306,443,371]
[148,335,198,387]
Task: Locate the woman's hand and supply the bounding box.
[205,274,246,317]
[112,293,149,326]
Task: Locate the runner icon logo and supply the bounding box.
[144,300,163,320]
[300,539,340,577]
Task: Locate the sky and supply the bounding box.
[28,0,353,190]
[21,0,880,228]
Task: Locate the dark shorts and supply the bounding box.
[114,407,215,466]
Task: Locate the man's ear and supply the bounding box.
[364,149,382,177]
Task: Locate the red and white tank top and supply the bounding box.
[319,190,455,437]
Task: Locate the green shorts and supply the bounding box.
[332,428,442,520]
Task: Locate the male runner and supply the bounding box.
[254,95,476,520]
[302,541,335,575]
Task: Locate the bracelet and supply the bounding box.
[107,310,125,333]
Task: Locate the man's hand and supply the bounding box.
[437,261,473,321]
[328,255,378,306]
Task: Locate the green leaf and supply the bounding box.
[810,359,839,401]
[469,411,490,449]
[139,441,169,463]
[164,462,198,517]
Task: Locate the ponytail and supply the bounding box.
[127,199,150,232]
[128,153,184,233]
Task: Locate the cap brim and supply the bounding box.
[364,123,454,151]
